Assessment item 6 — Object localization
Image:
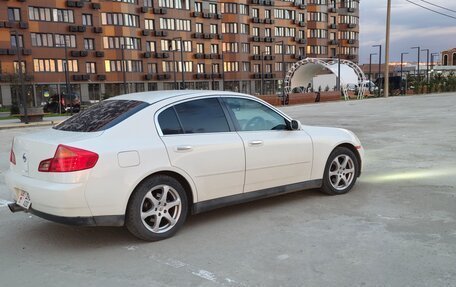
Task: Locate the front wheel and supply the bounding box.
[321,147,359,195]
[126,175,188,241]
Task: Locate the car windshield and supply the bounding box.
[54,100,149,132]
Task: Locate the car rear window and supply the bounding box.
[54,100,148,132]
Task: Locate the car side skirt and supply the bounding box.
[192,179,322,214]
[30,208,125,227]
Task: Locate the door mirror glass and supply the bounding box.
[290,119,301,130]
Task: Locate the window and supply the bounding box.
[86,62,96,74]
[105,60,143,72]
[221,3,237,14]
[84,38,95,50]
[147,63,157,73]
[146,41,156,52]
[174,98,230,134]
[54,34,77,48]
[82,14,93,26]
[158,107,183,135]
[10,34,24,48]
[159,18,191,30]
[212,63,220,73]
[196,43,204,53]
[194,2,202,12]
[242,62,250,72]
[210,24,218,34]
[31,33,53,47]
[13,61,26,73]
[209,3,218,13]
[158,0,190,9]
[252,8,259,18]
[197,63,205,73]
[196,23,203,33]
[54,100,148,132]
[101,13,139,27]
[33,59,78,72]
[210,44,218,54]
[239,4,248,15]
[241,43,250,53]
[8,8,21,21]
[113,0,137,3]
[145,19,154,30]
[223,98,288,131]
[28,7,74,23]
[103,37,141,50]
[252,27,260,37]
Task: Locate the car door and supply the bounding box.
[157,97,245,202]
[222,97,313,193]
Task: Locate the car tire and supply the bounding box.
[320,147,359,195]
[126,175,188,241]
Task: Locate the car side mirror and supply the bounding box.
[290,119,301,130]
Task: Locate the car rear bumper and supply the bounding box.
[7,202,124,226]
[29,208,124,226]
[4,169,92,218]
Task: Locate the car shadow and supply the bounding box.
[17,188,338,248]
[185,188,323,228]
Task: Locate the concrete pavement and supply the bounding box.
[0,93,455,287]
[0,115,70,130]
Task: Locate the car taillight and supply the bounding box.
[38,144,99,172]
[10,140,16,165]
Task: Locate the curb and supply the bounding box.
[0,120,62,130]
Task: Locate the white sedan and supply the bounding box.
[6,90,363,241]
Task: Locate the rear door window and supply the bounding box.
[175,98,230,134]
[158,107,183,135]
[163,98,230,134]
[54,100,148,132]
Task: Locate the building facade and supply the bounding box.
[0,0,360,107]
[441,48,456,67]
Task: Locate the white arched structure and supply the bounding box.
[284,58,367,100]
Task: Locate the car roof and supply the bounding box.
[108,90,250,104]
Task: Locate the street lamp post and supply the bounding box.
[422,48,430,83]
[121,44,128,94]
[337,41,341,92]
[385,0,392,97]
[401,52,408,95]
[411,46,421,80]
[171,37,185,90]
[13,30,28,123]
[170,47,177,89]
[431,52,439,70]
[369,53,377,93]
[275,40,285,105]
[261,51,265,95]
[373,45,382,96]
[221,49,225,91]
[62,37,72,114]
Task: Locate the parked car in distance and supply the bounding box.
[6,90,364,241]
[43,93,81,114]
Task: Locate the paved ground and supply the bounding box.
[0,93,455,287]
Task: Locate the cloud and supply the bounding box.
[359,0,456,63]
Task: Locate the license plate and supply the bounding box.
[17,190,31,210]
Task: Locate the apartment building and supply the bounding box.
[0,0,360,107]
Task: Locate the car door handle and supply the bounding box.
[176,146,193,152]
[249,140,263,146]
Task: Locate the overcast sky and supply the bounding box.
[359,0,456,64]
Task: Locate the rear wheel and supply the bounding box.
[321,147,359,195]
[126,175,188,241]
